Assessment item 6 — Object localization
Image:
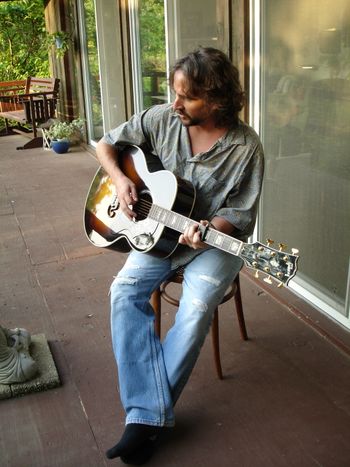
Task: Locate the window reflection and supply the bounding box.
[261,0,350,311]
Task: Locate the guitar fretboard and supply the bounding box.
[150,204,243,257]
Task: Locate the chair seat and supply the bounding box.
[150,270,248,379]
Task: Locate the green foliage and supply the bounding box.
[0,0,49,81]
[83,0,103,128]
[46,31,72,59]
[139,0,166,72]
[139,0,167,108]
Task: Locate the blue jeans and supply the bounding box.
[110,248,242,427]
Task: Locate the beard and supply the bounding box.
[176,111,205,127]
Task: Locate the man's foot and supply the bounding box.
[120,438,155,465]
[106,423,161,460]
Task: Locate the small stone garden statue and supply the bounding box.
[0,325,38,384]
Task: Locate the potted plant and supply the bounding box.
[47,118,85,154]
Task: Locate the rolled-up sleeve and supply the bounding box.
[101,111,148,147]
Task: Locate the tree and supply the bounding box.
[0,0,49,80]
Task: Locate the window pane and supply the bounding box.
[139,0,167,108]
[260,0,350,313]
[166,0,229,65]
[83,0,103,140]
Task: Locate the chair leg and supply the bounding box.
[150,289,161,338]
[211,308,223,380]
[234,275,248,341]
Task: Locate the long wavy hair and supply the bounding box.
[169,47,245,128]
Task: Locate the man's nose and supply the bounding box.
[173,96,183,110]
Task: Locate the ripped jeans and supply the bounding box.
[110,248,243,427]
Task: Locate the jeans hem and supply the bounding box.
[126,417,175,427]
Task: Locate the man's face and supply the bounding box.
[172,70,217,127]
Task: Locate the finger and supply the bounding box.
[178,234,185,244]
[179,230,193,246]
[120,200,137,219]
[192,231,204,248]
[187,223,199,237]
[130,186,138,202]
[200,219,210,226]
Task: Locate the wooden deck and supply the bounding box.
[1,135,350,467]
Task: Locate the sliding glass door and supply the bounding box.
[78,0,127,143]
[259,0,350,325]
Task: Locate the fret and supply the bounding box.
[223,236,233,250]
[150,205,160,220]
[230,240,240,254]
[214,234,224,246]
[150,205,188,232]
[205,228,242,255]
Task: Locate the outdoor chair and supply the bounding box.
[150,269,248,380]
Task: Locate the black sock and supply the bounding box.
[120,438,155,465]
[106,423,161,459]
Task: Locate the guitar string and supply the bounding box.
[135,199,245,253]
[133,198,231,247]
[131,198,249,254]
[133,199,238,248]
[135,198,198,227]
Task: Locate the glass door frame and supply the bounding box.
[128,0,144,113]
[76,0,103,146]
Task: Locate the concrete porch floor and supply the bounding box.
[1,134,350,467]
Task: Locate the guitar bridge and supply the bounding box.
[134,233,154,248]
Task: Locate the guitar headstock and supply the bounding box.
[240,240,299,287]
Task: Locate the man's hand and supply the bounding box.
[95,140,138,221]
[178,217,236,250]
[114,174,138,220]
[178,220,209,250]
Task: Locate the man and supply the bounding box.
[96,47,264,464]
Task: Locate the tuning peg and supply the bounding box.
[263,275,273,284]
[266,238,274,246]
[291,248,299,255]
[279,243,287,251]
[254,270,259,279]
[277,281,284,288]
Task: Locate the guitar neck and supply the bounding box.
[150,204,243,257]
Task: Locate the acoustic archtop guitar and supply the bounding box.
[84,144,299,287]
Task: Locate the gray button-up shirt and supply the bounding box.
[103,103,264,269]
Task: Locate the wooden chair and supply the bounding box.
[150,270,248,379]
[0,77,60,149]
[0,79,27,113]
